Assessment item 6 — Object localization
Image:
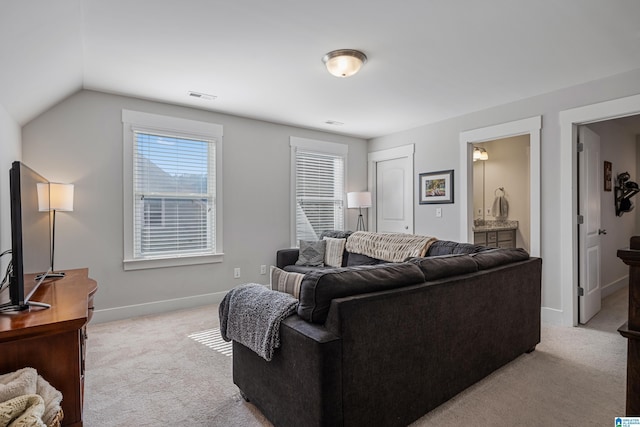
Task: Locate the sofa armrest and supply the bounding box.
[233,316,342,427]
[276,248,299,269]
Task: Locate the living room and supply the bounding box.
[2,1,640,425]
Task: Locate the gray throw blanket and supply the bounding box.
[219,283,298,361]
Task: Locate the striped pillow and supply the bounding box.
[270,266,304,299]
[323,237,346,267]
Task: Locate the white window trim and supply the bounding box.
[290,137,348,247]
[122,110,224,270]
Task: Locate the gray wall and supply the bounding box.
[369,67,640,320]
[0,103,21,275]
[22,90,368,322]
[586,121,638,297]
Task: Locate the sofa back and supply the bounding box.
[425,239,488,256]
[297,247,532,324]
[297,263,425,323]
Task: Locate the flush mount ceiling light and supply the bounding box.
[322,49,367,78]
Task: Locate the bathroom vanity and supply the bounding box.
[473,220,518,248]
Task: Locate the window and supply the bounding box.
[290,137,347,246]
[122,110,223,270]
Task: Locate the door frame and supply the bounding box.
[459,116,542,257]
[559,93,640,326]
[368,144,415,233]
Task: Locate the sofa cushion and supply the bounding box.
[296,240,326,267]
[346,252,383,266]
[270,266,304,299]
[297,263,426,323]
[470,248,530,270]
[426,240,489,256]
[284,265,335,274]
[323,237,346,268]
[407,254,478,281]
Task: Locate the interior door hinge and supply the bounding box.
[577,215,584,225]
[578,287,584,297]
[577,142,584,153]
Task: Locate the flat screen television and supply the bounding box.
[2,161,53,311]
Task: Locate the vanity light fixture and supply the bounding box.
[322,49,367,78]
[473,147,489,162]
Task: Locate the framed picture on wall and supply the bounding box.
[604,161,612,191]
[419,169,454,204]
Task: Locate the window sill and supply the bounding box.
[123,253,224,271]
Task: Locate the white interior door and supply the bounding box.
[578,126,602,324]
[375,157,413,233]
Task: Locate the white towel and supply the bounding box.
[491,196,508,219]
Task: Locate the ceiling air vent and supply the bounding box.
[188,91,217,101]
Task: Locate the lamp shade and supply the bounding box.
[38,182,74,212]
[322,49,367,78]
[347,191,372,208]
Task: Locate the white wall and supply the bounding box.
[21,90,368,322]
[0,103,21,275]
[586,121,637,297]
[472,136,530,250]
[369,67,640,322]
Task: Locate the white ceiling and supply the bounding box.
[2,0,640,139]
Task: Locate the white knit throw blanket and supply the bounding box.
[346,231,437,262]
[0,368,62,427]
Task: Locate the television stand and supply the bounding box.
[0,268,98,426]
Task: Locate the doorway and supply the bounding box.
[559,93,640,326]
[472,136,531,252]
[459,116,541,257]
[576,118,640,324]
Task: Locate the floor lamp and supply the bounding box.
[347,191,372,231]
[38,182,74,277]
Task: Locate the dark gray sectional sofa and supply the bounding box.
[233,241,542,427]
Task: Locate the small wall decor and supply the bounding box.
[604,161,612,192]
[615,171,639,216]
[419,169,454,204]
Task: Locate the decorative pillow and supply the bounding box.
[323,237,346,268]
[270,266,304,299]
[295,240,326,267]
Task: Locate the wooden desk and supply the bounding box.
[0,268,97,427]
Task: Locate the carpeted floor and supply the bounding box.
[84,287,628,426]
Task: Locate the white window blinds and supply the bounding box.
[294,148,345,244]
[133,131,216,258]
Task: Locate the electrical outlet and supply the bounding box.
[436,208,442,218]
[476,208,482,216]
[260,265,267,275]
[234,268,241,278]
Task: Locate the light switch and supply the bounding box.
[436,208,442,218]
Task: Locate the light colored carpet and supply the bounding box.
[84,287,628,426]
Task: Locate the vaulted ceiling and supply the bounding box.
[2,0,640,138]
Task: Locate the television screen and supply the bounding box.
[6,161,52,309]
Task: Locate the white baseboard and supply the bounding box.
[91,291,228,324]
[541,306,565,326]
[602,275,628,299]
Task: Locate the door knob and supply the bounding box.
[598,229,607,235]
